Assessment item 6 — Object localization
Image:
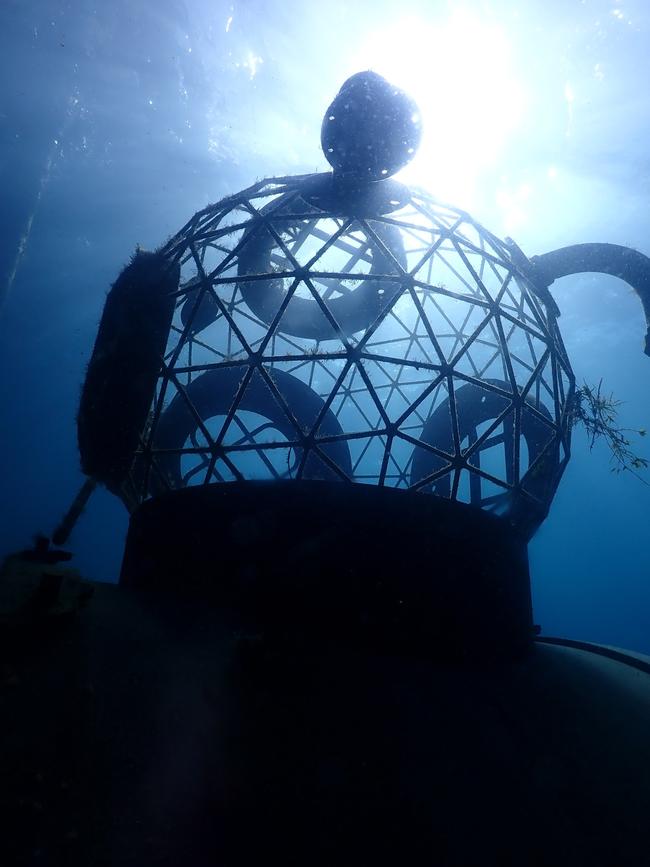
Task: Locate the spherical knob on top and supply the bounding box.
[321,71,422,182]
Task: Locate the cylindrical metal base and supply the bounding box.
[120,481,533,660]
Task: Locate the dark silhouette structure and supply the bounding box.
[4,71,650,867]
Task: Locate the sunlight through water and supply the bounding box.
[349,9,527,209]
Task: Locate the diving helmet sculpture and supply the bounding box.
[78,71,650,545]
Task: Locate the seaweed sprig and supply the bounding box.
[571,380,648,483]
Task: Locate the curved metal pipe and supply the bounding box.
[531,243,650,356]
[536,636,650,676]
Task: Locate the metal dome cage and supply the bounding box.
[117,173,574,540]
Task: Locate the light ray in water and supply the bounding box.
[1,94,79,315]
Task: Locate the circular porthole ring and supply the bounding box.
[236,195,407,340]
[150,364,353,492]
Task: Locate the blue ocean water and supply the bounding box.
[1,0,648,650]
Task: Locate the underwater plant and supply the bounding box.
[571,380,648,482]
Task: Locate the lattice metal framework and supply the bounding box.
[126,174,575,538]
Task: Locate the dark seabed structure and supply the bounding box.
[1,2,650,865]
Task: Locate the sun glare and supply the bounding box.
[350,10,527,208]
